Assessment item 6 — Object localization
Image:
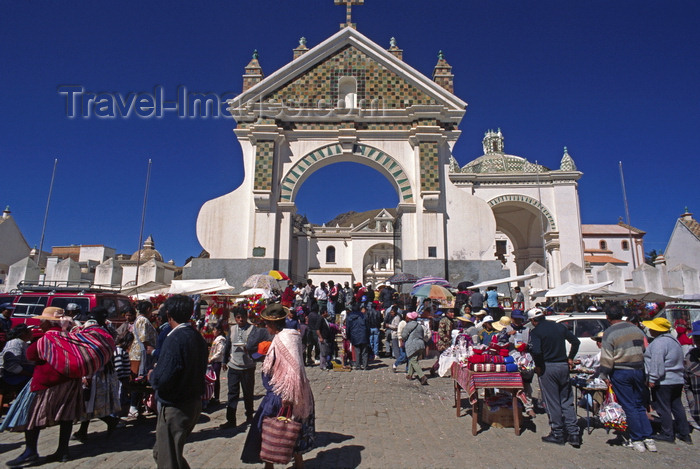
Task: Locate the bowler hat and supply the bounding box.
[33,307,65,321]
[260,304,288,322]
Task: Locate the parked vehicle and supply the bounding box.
[550,313,611,357]
[0,281,133,346]
[654,302,700,326]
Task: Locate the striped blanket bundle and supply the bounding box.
[36,326,116,379]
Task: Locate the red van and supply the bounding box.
[0,283,133,346]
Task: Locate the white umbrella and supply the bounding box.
[468,272,544,290]
[544,280,614,298]
[168,278,235,295]
[238,288,272,299]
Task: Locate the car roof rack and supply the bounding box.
[16,280,121,294]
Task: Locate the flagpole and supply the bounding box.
[37,159,58,273]
[134,159,152,287]
[619,161,637,268]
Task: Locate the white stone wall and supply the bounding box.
[78,246,116,263]
[665,221,700,275]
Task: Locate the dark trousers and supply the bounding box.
[610,368,653,441]
[539,361,579,437]
[153,399,201,469]
[226,367,255,423]
[305,333,319,364]
[355,344,369,369]
[652,384,690,440]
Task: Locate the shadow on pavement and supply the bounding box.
[64,420,157,461]
[313,431,354,449]
[305,444,364,469]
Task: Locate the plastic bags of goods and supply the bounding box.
[598,386,627,432]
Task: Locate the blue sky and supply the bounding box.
[1,0,698,265]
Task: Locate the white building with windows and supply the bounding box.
[581,222,645,280]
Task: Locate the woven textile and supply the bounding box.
[36,326,115,379]
[452,363,524,404]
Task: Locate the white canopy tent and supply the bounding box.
[544,280,614,298]
[168,278,235,296]
[121,281,171,298]
[468,272,545,290]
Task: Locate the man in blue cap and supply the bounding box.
[1,303,15,332]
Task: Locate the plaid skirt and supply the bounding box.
[0,378,83,432]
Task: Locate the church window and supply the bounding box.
[599,240,607,250]
[428,246,437,258]
[326,246,336,263]
[338,76,357,109]
[621,240,629,250]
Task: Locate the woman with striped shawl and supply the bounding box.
[2,307,115,466]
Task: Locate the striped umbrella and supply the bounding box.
[411,276,451,291]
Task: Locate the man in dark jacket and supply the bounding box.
[365,303,382,359]
[150,295,208,469]
[346,304,370,370]
[378,284,395,310]
[529,307,581,448]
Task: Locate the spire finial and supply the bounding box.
[299,37,307,46]
[252,49,259,60]
[390,37,397,48]
[438,50,445,60]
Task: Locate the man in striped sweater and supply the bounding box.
[599,306,656,453]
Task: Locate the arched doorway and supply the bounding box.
[488,195,557,277]
[363,242,399,286]
[289,145,410,283]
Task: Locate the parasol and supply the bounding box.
[386,272,419,284]
[411,284,455,307]
[411,276,451,292]
[242,274,277,290]
[268,270,290,281]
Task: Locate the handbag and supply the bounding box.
[260,406,302,464]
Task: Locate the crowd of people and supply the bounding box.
[1,281,700,467]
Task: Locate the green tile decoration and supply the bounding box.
[265,45,436,109]
[253,140,275,190]
[419,141,439,192]
[280,144,413,203]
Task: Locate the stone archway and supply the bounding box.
[280,143,414,204]
[488,195,557,276]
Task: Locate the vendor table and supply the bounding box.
[573,384,606,434]
[451,362,524,435]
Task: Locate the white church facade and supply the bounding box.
[186,23,586,290]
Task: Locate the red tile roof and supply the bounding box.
[584,255,628,265]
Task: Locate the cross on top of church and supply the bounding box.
[335,0,364,29]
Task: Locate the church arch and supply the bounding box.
[280,143,414,204]
[488,195,556,275]
[487,195,557,231]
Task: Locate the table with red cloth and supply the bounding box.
[451,362,524,435]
